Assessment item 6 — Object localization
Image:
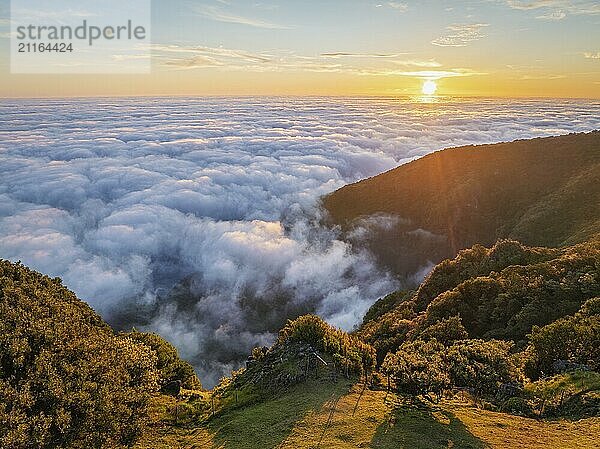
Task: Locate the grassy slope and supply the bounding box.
[136,379,600,449]
[323,131,600,278]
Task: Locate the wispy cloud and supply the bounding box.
[388,2,408,11]
[504,0,600,19]
[154,44,476,80]
[583,51,600,59]
[320,52,403,58]
[432,23,489,47]
[535,9,566,20]
[519,73,566,79]
[393,59,442,68]
[154,44,272,65]
[319,53,443,68]
[392,69,484,79]
[194,5,290,29]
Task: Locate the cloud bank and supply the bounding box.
[1,97,599,385]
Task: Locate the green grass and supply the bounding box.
[208,378,353,449]
[136,376,600,449]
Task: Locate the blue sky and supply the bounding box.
[1,0,599,97]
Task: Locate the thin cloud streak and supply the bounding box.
[194,5,291,29]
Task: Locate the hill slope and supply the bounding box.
[136,377,600,449]
[323,131,600,279]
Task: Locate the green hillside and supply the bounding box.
[323,131,600,279]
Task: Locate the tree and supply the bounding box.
[0,260,159,449]
[382,339,450,402]
[446,339,518,398]
[124,331,201,391]
[278,314,376,373]
[418,315,468,345]
[524,297,600,379]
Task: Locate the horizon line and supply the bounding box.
[2,93,600,101]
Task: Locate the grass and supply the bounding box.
[135,377,600,449]
[451,403,599,449]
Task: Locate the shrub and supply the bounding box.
[524,297,599,379]
[383,338,519,401]
[447,339,519,398]
[0,260,159,449]
[279,315,376,373]
[382,339,450,402]
[500,397,532,416]
[124,331,201,391]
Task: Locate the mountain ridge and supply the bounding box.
[323,131,600,280]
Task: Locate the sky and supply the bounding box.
[1,0,599,98]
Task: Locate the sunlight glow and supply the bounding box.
[422,80,437,96]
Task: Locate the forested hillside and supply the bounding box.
[323,131,600,279]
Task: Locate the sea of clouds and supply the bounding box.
[1,96,599,385]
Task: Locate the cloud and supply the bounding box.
[519,73,566,79]
[432,23,490,47]
[194,5,290,29]
[1,97,599,386]
[393,69,484,79]
[387,2,408,11]
[320,52,403,58]
[154,44,458,78]
[504,0,600,18]
[392,59,442,68]
[535,9,566,19]
[583,51,600,59]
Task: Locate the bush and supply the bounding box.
[447,339,519,397]
[382,339,450,402]
[124,331,201,391]
[418,315,468,345]
[279,315,376,373]
[500,397,532,416]
[383,338,519,402]
[525,371,600,418]
[0,260,159,449]
[524,297,600,379]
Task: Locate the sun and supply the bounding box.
[422,80,437,96]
